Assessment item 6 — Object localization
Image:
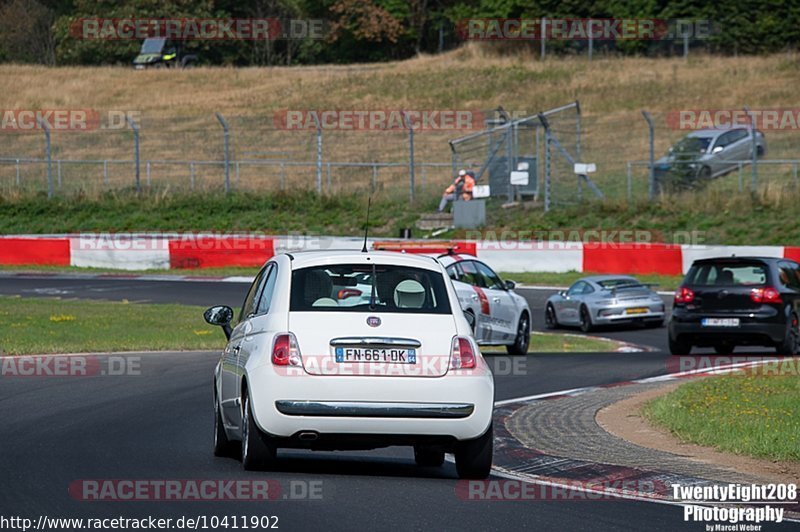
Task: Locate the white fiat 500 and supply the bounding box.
[204,250,495,479]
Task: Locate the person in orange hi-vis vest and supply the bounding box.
[438,170,475,212]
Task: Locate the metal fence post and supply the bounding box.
[506,126,514,202]
[535,126,541,200]
[189,163,196,190]
[641,110,655,200]
[743,106,757,191]
[540,17,546,59]
[146,161,151,187]
[126,115,140,193]
[537,112,554,211]
[448,140,458,184]
[103,160,109,185]
[544,128,551,212]
[15,158,20,187]
[626,162,632,201]
[311,112,322,194]
[57,160,62,189]
[215,112,230,193]
[402,111,415,202]
[575,100,582,161]
[37,117,53,198]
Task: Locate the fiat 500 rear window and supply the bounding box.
[290,264,452,314]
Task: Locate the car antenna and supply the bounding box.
[361,196,372,253]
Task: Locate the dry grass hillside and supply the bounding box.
[2,44,799,196]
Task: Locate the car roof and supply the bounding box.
[580,275,640,284]
[284,250,442,271]
[686,128,747,139]
[691,256,790,265]
[437,253,477,267]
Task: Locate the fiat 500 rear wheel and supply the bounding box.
[454,424,493,479]
[241,392,276,470]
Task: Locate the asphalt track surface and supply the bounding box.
[0,276,789,531]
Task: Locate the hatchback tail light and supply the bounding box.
[674,286,695,304]
[272,333,302,366]
[450,336,476,370]
[750,287,782,304]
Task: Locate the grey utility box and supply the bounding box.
[453,200,486,229]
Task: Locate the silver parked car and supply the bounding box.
[545,276,666,332]
[654,127,766,189]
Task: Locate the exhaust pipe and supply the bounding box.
[297,431,319,441]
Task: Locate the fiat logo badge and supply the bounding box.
[367,316,381,327]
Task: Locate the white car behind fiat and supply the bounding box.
[204,250,495,478]
[438,253,531,356]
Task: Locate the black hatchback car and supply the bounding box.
[668,257,800,355]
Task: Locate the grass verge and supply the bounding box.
[0,296,624,355]
[0,296,221,355]
[482,331,624,354]
[4,189,800,247]
[642,375,800,462]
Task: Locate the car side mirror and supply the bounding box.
[204,305,233,340]
[712,146,724,154]
[504,279,516,290]
[559,290,567,298]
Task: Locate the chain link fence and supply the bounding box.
[0,112,457,199]
[3,105,800,206]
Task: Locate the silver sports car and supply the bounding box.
[545,275,666,332]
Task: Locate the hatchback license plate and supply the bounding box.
[335,347,417,363]
[625,307,648,315]
[701,318,740,327]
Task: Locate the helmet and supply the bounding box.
[458,169,467,177]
